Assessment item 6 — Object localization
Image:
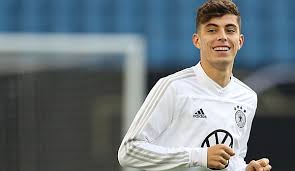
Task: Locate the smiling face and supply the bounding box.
[193,14,244,70]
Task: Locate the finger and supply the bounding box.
[249,160,263,171]
[215,163,226,170]
[258,158,269,167]
[263,164,272,171]
[209,160,226,170]
[218,156,228,166]
[220,151,231,160]
[222,145,235,156]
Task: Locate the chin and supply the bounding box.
[213,59,234,70]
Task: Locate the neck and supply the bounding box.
[200,61,233,87]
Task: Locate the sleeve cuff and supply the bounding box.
[188,147,207,168]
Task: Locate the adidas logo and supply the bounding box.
[193,108,207,118]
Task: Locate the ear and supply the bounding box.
[192,33,201,49]
[238,34,244,50]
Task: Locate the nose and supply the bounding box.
[217,30,227,41]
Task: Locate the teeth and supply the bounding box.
[213,47,230,51]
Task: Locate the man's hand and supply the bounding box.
[207,144,235,170]
[246,158,272,171]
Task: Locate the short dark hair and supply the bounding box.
[196,0,241,32]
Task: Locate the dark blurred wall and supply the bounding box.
[0,69,123,171]
[246,117,295,171]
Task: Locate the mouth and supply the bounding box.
[213,46,231,51]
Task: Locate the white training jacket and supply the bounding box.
[118,62,257,171]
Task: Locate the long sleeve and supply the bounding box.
[118,76,207,170]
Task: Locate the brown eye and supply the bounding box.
[208,28,216,32]
[226,28,236,33]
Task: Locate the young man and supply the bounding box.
[118,0,271,170]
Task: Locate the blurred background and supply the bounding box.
[0,0,294,171]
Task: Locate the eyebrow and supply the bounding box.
[205,23,238,28]
[205,23,218,28]
[225,24,238,29]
